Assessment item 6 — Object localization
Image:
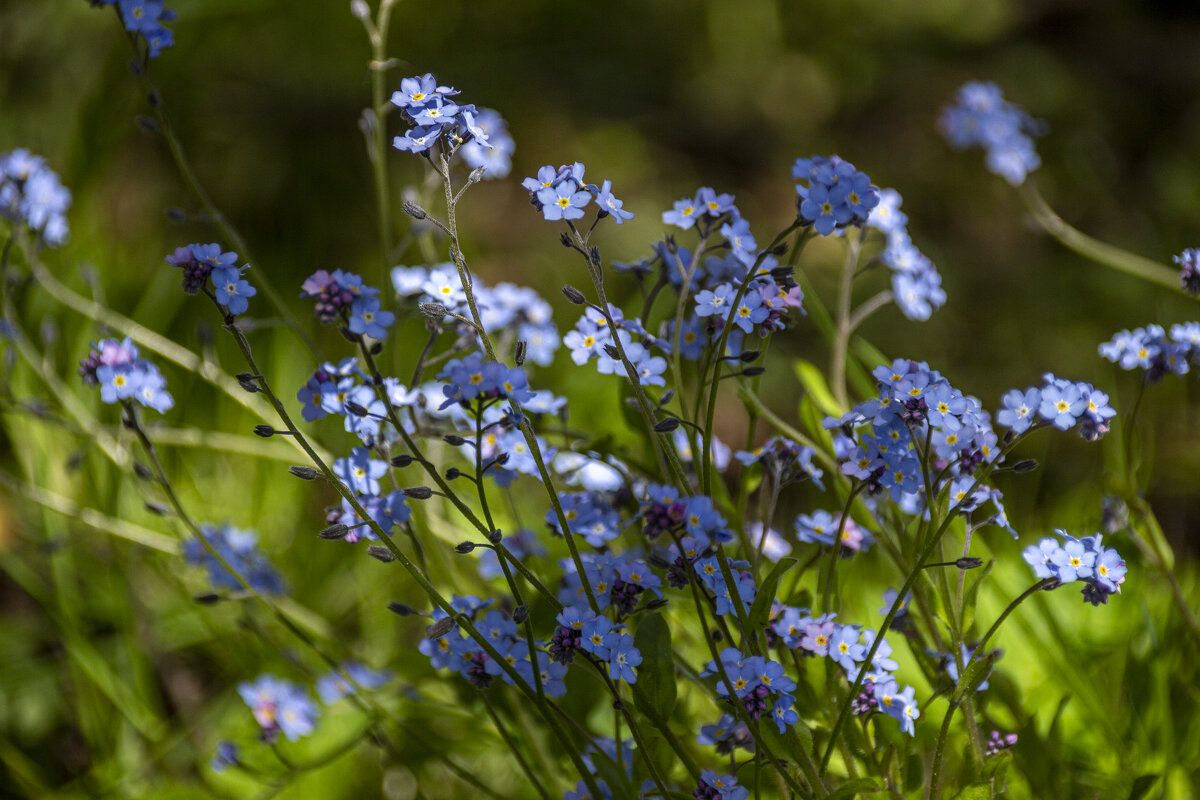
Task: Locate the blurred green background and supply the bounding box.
[2,0,1200,797]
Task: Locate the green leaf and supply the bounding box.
[747,557,798,632]
[951,784,992,800]
[633,612,677,720]
[960,558,994,635]
[827,777,884,799]
[1127,774,1159,800]
[984,750,1012,790]
[794,359,843,416]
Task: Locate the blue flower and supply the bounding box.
[238,675,318,742]
[580,615,615,659]
[333,447,389,496]
[696,769,748,800]
[184,524,285,594]
[212,265,256,315]
[0,149,72,246]
[210,741,239,773]
[794,155,879,235]
[662,195,700,230]
[697,186,737,217]
[940,82,1044,185]
[411,96,460,127]
[695,283,737,319]
[390,74,439,109]
[1174,249,1200,295]
[829,624,866,673]
[315,662,393,704]
[996,387,1040,433]
[536,180,590,221]
[459,108,515,178]
[1038,382,1086,430]
[721,218,757,266]
[348,295,395,339]
[604,633,641,683]
[393,126,442,154]
[596,179,634,224]
[731,291,768,333]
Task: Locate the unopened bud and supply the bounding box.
[390,454,415,467]
[144,501,169,516]
[602,344,620,359]
[1012,459,1038,473]
[559,232,573,248]
[653,417,681,433]
[419,302,449,318]
[320,524,350,540]
[236,372,262,393]
[443,434,466,446]
[589,246,601,267]
[345,401,369,417]
[512,605,529,624]
[487,529,503,544]
[289,465,320,480]
[955,557,984,570]
[350,0,370,20]
[135,115,159,134]
[742,366,766,377]
[739,350,761,363]
[253,424,276,438]
[426,617,457,639]
[404,486,433,499]
[386,601,418,616]
[514,340,527,366]
[562,286,586,305]
[194,593,221,605]
[454,541,476,554]
[133,462,155,481]
[367,545,395,562]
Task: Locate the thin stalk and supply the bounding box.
[819,435,1027,774]
[830,228,866,411]
[929,578,1056,800]
[24,257,321,462]
[480,692,555,800]
[1020,182,1192,297]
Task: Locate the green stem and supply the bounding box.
[1020,181,1191,297]
[480,692,555,800]
[929,578,1055,800]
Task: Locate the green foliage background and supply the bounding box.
[1,1,1198,798]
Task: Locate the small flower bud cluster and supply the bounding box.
[1023,529,1128,605]
[184,523,284,595]
[300,269,394,338]
[693,769,747,800]
[78,337,174,413]
[0,149,71,246]
[91,0,176,58]
[328,446,412,542]
[997,373,1116,440]
[1175,249,1200,296]
[868,188,947,321]
[700,649,798,733]
[940,81,1045,185]
[793,155,880,235]
[391,73,512,178]
[523,162,634,225]
[166,243,256,315]
[986,730,1019,756]
[1099,322,1200,382]
[391,264,561,365]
